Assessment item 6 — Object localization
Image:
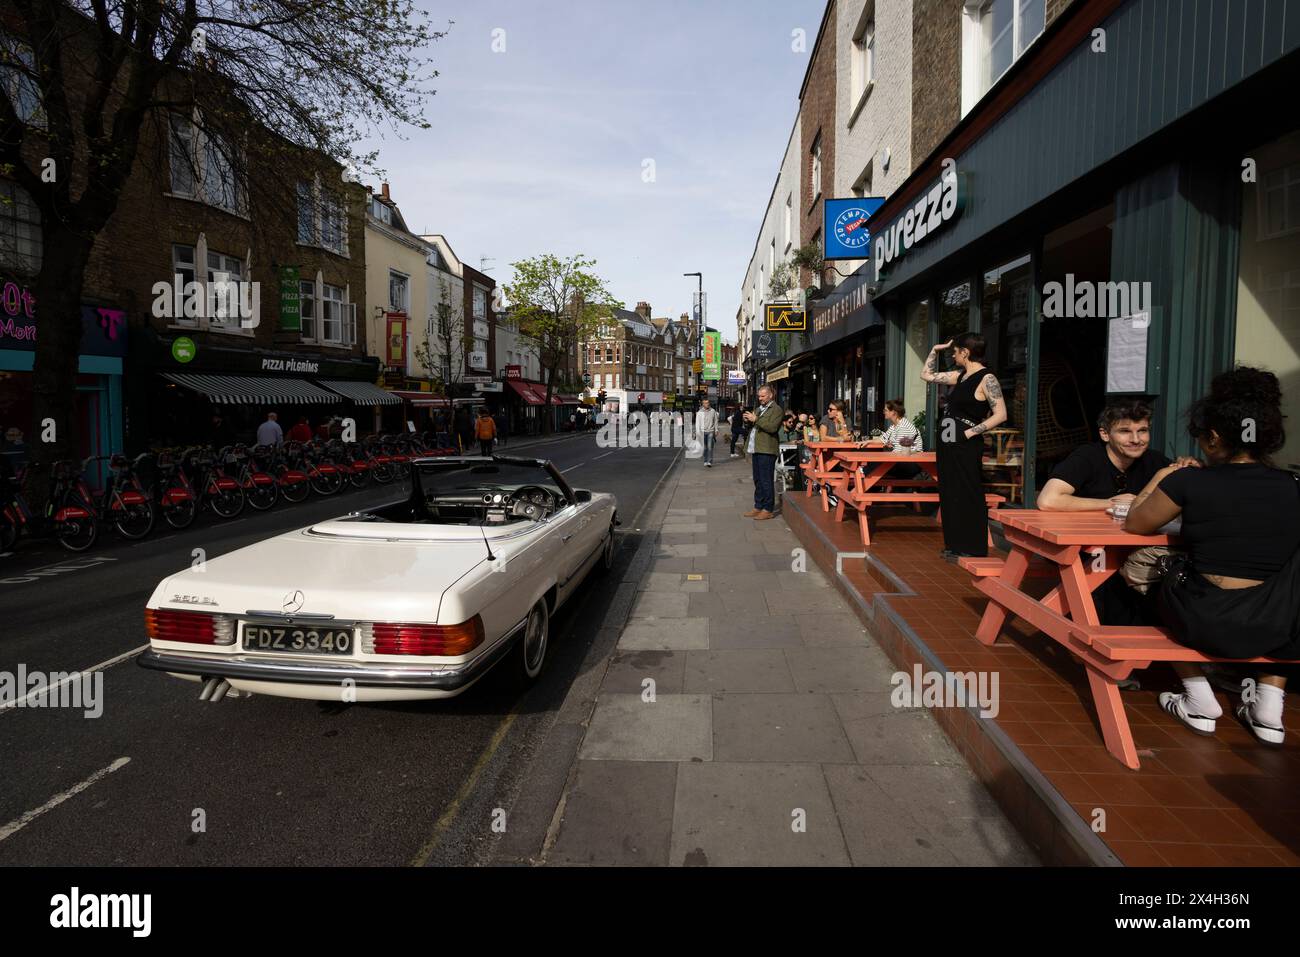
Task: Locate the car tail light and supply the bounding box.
[369,616,485,656]
[145,608,235,645]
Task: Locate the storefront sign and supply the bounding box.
[463,375,493,385]
[172,337,196,363]
[260,356,319,374]
[0,284,128,358]
[764,304,806,332]
[824,197,885,260]
[476,381,504,393]
[702,331,722,380]
[727,369,746,386]
[751,331,778,362]
[469,351,488,369]
[873,165,965,275]
[279,267,301,332]
[386,313,407,369]
[505,364,522,380]
[809,267,880,349]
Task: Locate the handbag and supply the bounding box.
[1156,474,1300,659]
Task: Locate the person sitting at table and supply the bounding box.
[779,413,802,443]
[1037,400,1174,512]
[880,399,922,451]
[819,400,853,442]
[1124,367,1300,745]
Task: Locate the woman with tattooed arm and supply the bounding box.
[921,333,1008,560]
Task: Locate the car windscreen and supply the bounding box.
[414,460,567,501]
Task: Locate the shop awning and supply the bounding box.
[387,390,450,407]
[505,379,545,406]
[318,380,402,405]
[161,373,340,405]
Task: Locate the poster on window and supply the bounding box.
[386,313,407,369]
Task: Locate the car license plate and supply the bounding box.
[240,623,355,655]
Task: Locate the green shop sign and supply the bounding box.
[279,266,301,332]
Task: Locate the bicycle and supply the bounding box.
[49,455,155,551]
[185,447,245,519]
[152,448,199,529]
[228,443,278,511]
[272,443,314,503]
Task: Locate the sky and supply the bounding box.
[357,0,828,344]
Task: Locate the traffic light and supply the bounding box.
[597,389,607,408]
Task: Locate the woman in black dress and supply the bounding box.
[921,333,1007,560]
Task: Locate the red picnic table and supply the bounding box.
[957,509,1228,769]
[802,440,882,511]
[828,449,1004,546]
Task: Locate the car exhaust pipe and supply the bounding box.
[199,677,231,702]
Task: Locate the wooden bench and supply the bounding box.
[958,556,1055,579]
[831,486,1005,546]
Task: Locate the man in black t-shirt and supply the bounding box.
[1037,400,1176,511]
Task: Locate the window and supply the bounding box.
[321,283,346,343]
[206,250,244,329]
[297,178,348,254]
[784,194,793,250]
[299,280,316,339]
[852,160,874,199]
[1260,161,1300,239]
[0,180,41,273]
[473,286,487,319]
[389,271,409,313]
[1,32,43,127]
[769,238,776,278]
[850,9,876,115]
[169,114,245,214]
[810,136,822,202]
[371,196,392,225]
[962,0,1044,115]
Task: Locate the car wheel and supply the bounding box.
[508,599,549,688]
[598,520,616,574]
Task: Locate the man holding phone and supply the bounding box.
[742,385,784,520]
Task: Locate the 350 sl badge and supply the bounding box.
[171,594,218,605]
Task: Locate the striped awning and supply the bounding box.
[161,373,340,405]
[317,379,402,405]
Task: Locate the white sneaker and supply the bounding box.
[1159,692,1218,736]
[705,462,712,467]
[1235,702,1285,746]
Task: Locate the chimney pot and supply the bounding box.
[381,182,391,201]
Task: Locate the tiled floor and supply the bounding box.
[785,488,1300,867]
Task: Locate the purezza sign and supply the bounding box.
[873,161,965,275]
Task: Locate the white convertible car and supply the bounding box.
[138,455,617,702]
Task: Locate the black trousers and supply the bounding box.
[936,432,988,556]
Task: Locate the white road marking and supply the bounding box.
[0,757,131,843]
[0,644,148,715]
[592,451,616,460]
[560,463,587,474]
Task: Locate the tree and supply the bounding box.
[413,276,464,395]
[1,1,441,511]
[504,254,620,434]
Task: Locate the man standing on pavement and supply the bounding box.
[475,407,497,456]
[256,411,283,448]
[742,385,783,520]
[694,398,719,467]
[729,405,746,459]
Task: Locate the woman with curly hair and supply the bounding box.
[1124,366,1300,745]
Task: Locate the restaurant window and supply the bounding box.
[206,250,244,331]
[0,180,41,274]
[961,0,1045,116]
[903,299,930,437]
[1236,130,1300,471]
[321,283,347,344]
[980,254,1032,427]
[937,281,971,373]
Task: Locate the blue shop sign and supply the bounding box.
[823,196,885,261]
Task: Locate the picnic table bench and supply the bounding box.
[801,440,882,512]
[827,450,1005,546]
[961,509,1293,769]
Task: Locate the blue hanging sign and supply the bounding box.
[823,196,885,260]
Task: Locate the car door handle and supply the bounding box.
[562,533,574,543]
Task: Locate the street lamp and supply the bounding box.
[684,272,702,407]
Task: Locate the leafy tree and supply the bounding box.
[504,254,620,434]
[0,0,441,510]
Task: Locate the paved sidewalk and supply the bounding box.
[543,454,1037,866]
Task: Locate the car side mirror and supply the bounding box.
[574,489,592,504]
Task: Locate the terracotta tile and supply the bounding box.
[1100,806,1199,844]
[1049,772,1100,804]
[1105,840,1170,867]
[1079,773,1165,807]
[1033,722,1103,748]
[994,719,1043,747]
[1053,745,1142,774]
[1174,808,1266,846]
[1135,774,1220,809]
[1151,842,1228,866]
[1210,843,1286,866]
